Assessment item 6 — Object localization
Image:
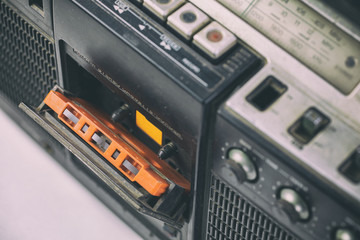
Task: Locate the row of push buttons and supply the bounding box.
[142,0,237,60]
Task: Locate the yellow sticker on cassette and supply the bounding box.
[136,111,162,145]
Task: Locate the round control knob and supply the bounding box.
[334,228,357,240]
[221,148,257,183]
[277,188,310,222]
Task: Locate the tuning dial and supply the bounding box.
[221,148,257,183]
[333,228,357,240]
[276,188,310,222]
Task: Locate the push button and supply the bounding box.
[193,22,237,59]
[143,0,185,21]
[167,3,210,40]
[288,107,330,144]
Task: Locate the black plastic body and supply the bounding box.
[0,0,262,239]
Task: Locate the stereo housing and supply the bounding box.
[1,0,359,239]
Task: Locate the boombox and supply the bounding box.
[1,0,360,239]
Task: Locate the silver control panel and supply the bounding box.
[189,0,360,204]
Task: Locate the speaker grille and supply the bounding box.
[0,1,57,106]
[206,173,298,240]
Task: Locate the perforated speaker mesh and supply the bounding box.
[0,1,57,106]
[207,173,298,240]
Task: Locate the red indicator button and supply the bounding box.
[206,29,223,42]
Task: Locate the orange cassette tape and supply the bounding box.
[43,90,190,197]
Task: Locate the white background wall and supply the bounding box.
[0,109,142,240]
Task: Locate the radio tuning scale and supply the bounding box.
[218,0,360,95]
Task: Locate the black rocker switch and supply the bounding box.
[339,146,360,183]
[288,107,330,144]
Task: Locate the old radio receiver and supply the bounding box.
[1,0,359,239]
